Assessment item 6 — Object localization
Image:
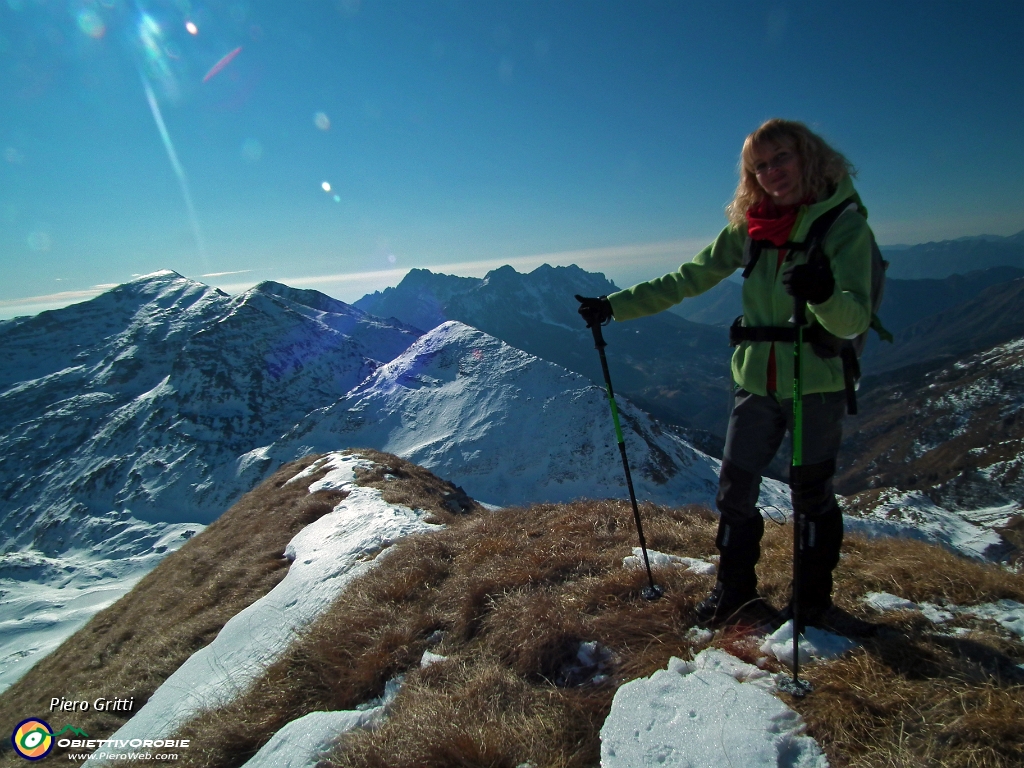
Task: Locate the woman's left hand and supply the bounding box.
[782,260,835,305]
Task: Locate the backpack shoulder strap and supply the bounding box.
[802,197,859,256]
[741,238,772,278]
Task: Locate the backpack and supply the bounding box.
[728,197,893,415]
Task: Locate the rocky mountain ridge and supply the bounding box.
[357,263,733,452]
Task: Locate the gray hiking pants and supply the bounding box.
[714,388,846,602]
[723,388,846,485]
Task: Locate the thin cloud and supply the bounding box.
[201,270,252,278]
[2,238,714,318]
[213,237,710,294]
[0,286,110,309]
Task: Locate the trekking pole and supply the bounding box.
[781,295,813,698]
[576,303,663,601]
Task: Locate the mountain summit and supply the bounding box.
[356,263,733,449]
[255,321,743,508]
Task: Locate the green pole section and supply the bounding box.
[606,387,626,444]
[582,316,663,601]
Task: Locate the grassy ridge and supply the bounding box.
[3,452,1023,767]
[0,454,343,768]
[168,495,1023,768]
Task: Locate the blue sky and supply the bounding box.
[2,0,1023,318]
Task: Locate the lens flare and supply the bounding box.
[202,46,242,82]
[321,181,331,192]
[77,9,106,38]
[314,112,330,131]
[185,21,199,35]
[138,13,178,100]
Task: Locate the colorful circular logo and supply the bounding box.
[11,718,54,761]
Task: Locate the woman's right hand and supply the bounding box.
[575,295,613,327]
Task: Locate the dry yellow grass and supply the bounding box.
[154,495,1022,768]
[5,453,1023,768]
[0,453,347,768]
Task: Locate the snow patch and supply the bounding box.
[241,675,405,768]
[861,593,1023,640]
[601,648,829,767]
[622,547,716,576]
[864,592,919,612]
[241,710,380,768]
[959,600,1024,640]
[760,621,859,668]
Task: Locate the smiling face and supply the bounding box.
[751,143,803,206]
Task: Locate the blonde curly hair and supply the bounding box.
[726,119,856,227]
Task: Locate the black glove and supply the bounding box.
[575,294,613,328]
[782,259,835,305]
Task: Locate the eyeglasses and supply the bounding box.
[753,151,795,176]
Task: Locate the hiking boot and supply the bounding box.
[695,581,761,627]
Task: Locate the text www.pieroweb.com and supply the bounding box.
[65,751,179,761]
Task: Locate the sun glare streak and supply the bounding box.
[186,21,199,35]
[141,74,207,266]
[138,13,178,100]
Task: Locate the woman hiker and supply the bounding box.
[576,118,873,629]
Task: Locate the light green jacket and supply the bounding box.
[608,176,873,397]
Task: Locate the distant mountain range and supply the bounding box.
[867,276,1024,374]
[881,230,1024,279]
[356,264,733,453]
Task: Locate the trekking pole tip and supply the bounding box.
[777,676,813,698]
[641,584,665,601]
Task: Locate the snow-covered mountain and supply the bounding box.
[250,321,741,508]
[0,272,422,690]
[356,263,733,451]
[0,271,421,539]
[1,273,746,692]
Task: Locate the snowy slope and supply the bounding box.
[83,452,440,766]
[0,270,421,540]
[255,321,768,508]
[840,335,1024,561]
[0,520,202,694]
[0,272,420,691]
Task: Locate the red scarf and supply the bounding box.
[745,197,803,246]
